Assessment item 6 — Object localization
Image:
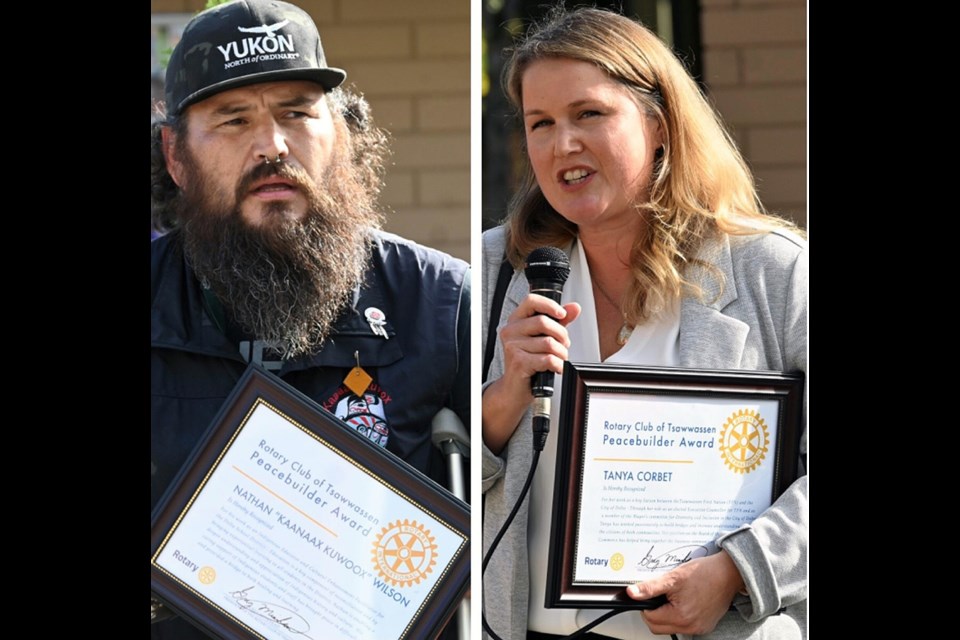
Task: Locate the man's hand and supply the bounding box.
[151,597,175,624]
[626,550,745,636]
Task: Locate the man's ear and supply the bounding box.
[161,126,185,188]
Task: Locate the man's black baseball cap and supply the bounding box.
[164,0,347,116]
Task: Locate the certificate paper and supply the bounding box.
[574,392,779,583]
[152,365,470,639]
[546,362,802,608]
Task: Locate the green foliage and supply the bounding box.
[159,46,173,70]
[482,35,488,97]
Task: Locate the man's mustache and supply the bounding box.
[235,161,314,199]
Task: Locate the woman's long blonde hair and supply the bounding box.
[501,5,802,325]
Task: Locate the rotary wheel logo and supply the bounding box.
[198,566,216,585]
[610,553,624,571]
[719,409,769,474]
[371,519,438,587]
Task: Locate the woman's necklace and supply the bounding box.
[593,279,634,346]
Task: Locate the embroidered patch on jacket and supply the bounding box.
[323,383,393,448]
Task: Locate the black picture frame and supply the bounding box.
[546,361,803,609]
[151,364,470,639]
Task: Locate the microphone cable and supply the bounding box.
[481,447,541,640]
[479,443,676,640]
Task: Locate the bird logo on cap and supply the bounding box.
[238,19,290,38]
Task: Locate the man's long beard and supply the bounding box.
[176,135,382,360]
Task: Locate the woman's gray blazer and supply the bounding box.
[481,224,808,640]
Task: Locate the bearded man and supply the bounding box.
[150,2,470,637]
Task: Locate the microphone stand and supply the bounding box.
[432,408,471,640]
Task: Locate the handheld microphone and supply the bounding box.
[523,247,571,451]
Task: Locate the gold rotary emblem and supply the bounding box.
[371,519,438,588]
[610,553,624,571]
[198,566,216,585]
[718,409,769,474]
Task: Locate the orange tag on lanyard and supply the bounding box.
[344,367,372,397]
[344,350,373,397]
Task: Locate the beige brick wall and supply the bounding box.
[151,0,471,261]
[700,0,807,228]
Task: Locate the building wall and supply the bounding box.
[700,0,807,228]
[152,0,471,261]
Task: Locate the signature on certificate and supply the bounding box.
[227,585,314,638]
[636,544,709,571]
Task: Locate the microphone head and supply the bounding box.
[524,246,570,285]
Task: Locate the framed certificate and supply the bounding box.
[151,364,470,639]
[546,362,803,609]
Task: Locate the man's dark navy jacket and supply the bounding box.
[151,229,470,638]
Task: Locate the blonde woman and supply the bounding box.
[482,6,807,640]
